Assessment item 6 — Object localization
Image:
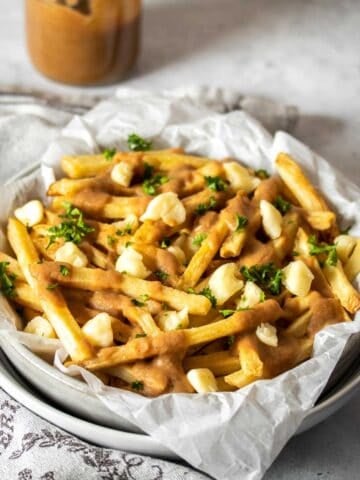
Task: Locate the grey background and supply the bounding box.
[0,1,359,479]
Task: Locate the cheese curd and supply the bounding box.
[115,247,151,279]
[157,307,189,331]
[256,322,278,347]
[140,192,186,227]
[335,234,357,263]
[112,213,139,233]
[223,161,260,193]
[260,199,283,240]
[237,281,264,309]
[186,368,218,393]
[282,260,314,297]
[209,263,244,305]
[82,313,113,348]
[14,200,44,227]
[54,241,88,267]
[111,162,134,187]
[24,316,57,339]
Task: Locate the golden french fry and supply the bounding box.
[8,218,93,361]
[323,262,360,314]
[344,240,360,281]
[184,351,240,376]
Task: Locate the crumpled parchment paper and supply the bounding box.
[0,89,359,480]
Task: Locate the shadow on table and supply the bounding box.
[137,0,308,77]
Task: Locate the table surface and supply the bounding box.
[0,1,359,479]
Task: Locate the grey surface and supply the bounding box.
[0,0,359,479]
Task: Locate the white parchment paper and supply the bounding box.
[0,89,359,480]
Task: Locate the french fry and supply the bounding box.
[184,351,240,376]
[344,240,360,281]
[8,218,93,361]
[32,263,211,315]
[322,262,360,314]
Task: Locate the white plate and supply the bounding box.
[0,349,177,459]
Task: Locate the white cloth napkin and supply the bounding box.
[0,88,298,480]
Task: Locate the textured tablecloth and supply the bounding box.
[0,89,297,480]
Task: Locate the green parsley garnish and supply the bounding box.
[107,235,116,247]
[195,196,217,216]
[192,232,207,247]
[135,333,147,338]
[127,134,152,152]
[273,196,291,215]
[59,265,70,276]
[205,176,228,192]
[143,162,154,180]
[199,286,217,308]
[235,214,248,232]
[47,202,94,248]
[308,235,338,266]
[46,283,58,291]
[103,148,116,161]
[255,169,270,179]
[142,173,169,195]
[0,262,16,298]
[259,291,266,303]
[160,237,171,249]
[131,294,150,307]
[187,287,196,294]
[116,223,132,237]
[125,241,133,248]
[219,309,236,318]
[240,263,283,295]
[131,380,144,391]
[154,270,169,282]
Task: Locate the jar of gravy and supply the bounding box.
[25,0,141,85]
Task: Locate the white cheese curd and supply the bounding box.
[115,247,150,279]
[157,307,189,331]
[82,313,114,348]
[237,281,264,309]
[282,260,314,297]
[140,192,186,227]
[186,368,218,393]
[167,245,186,265]
[112,214,139,233]
[335,234,357,263]
[209,263,244,305]
[14,200,44,227]
[223,162,260,193]
[256,322,278,347]
[260,199,283,240]
[110,162,134,187]
[54,241,88,267]
[24,316,57,339]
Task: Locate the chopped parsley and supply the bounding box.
[235,214,248,232]
[131,294,150,307]
[142,173,169,196]
[308,235,338,267]
[205,176,228,192]
[195,196,217,216]
[219,309,236,318]
[125,241,133,248]
[131,380,144,391]
[59,265,70,276]
[0,262,16,298]
[192,232,207,247]
[240,263,283,295]
[255,169,270,180]
[127,134,152,152]
[187,287,196,294]
[143,162,154,180]
[107,235,116,247]
[103,148,116,161]
[116,223,133,236]
[199,286,217,308]
[154,270,169,282]
[259,291,266,303]
[273,196,291,215]
[47,202,94,248]
[160,237,171,249]
[135,333,147,338]
[46,283,58,291]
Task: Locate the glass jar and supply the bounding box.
[25,0,142,86]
